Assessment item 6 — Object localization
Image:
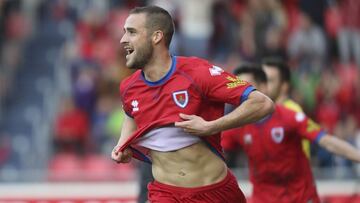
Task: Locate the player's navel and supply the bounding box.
[178,170,186,176]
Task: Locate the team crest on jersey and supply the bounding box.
[209,65,224,76]
[172,90,189,108]
[271,127,284,143]
[244,134,252,145]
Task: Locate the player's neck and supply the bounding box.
[276,95,288,104]
[142,52,172,82]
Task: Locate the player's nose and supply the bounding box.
[120,34,128,44]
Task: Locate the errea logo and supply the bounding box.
[209,65,224,76]
[131,100,139,112]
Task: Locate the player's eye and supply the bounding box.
[126,29,136,34]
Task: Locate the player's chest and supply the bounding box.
[242,123,296,153]
[124,79,202,116]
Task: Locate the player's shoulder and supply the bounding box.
[277,104,307,123]
[176,56,212,72]
[119,70,141,93]
[277,104,297,115]
[176,56,225,77]
[283,99,303,113]
[176,56,210,66]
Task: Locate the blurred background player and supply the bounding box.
[261,57,311,158]
[222,64,360,203]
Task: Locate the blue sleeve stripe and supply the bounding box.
[314,130,326,144]
[240,86,256,104]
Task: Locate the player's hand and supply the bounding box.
[111,146,132,163]
[175,113,218,136]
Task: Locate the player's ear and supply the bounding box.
[152,30,163,45]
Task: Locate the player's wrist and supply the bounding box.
[207,120,222,135]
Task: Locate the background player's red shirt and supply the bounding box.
[222,105,326,203]
[119,56,255,163]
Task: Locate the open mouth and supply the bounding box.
[125,46,134,57]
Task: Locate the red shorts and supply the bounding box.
[147,169,246,203]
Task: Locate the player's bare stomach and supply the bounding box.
[150,142,227,187]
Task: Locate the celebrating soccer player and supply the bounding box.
[261,57,312,158]
[111,6,274,202]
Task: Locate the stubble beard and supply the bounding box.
[126,40,154,70]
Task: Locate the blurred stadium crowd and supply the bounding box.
[0,0,359,182]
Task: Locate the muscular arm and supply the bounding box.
[175,91,274,136]
[319,134,360,162]
[212,91,274,132]
[111,114,137,163]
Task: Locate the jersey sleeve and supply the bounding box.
[287,108,326,143]
[194,61,256,106]
[283,99,303,113]
[122,104,133,118]
[221,128,242,151]
[119,82,133,118]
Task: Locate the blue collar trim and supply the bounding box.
[141,56,177,86]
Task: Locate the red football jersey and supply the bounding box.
[222,105,325,203]
[118,56,254,163]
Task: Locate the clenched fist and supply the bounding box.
[111,146,133,163]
